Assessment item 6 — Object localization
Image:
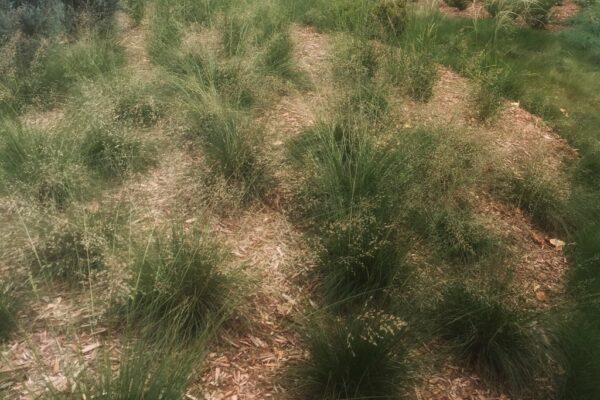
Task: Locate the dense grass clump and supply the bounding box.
[128,228,235,340]
[114,90,162,128]
[1,32,124,112]
[319,209,407,307]
[45,340,198,400]
[289,121,403,224]
[570,224,600,318]
[557,316,600,400]
[293,311,408,400]
[81,123,156,179]
[189,109,270,199]
[372,0,408,39]
[384,23,439,102]
[36,222,105,282]
[498,166,570,234]
[435,286,551,395]
[413,207,497,262]
[0,119,87,206]
[0,286,17,342]
[260,30,298,80]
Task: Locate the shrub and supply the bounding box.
[318,209,407,307]
[293,311,408,400]
[444,0,473,10]
[128,228,235,340]
[372,0,408,39]
[0,286,17,342]
[81,123,156,179]
[36,222,105,282]
[435,286,551,395]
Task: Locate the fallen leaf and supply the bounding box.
[548,238,565,251]
[535,291,546,302]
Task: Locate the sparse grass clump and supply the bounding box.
[128,228,235,340]
[0,286,17,342]
[36,222,105,282]
[293,311,408,400]
[221,14,250,57]
[1,31,124,112]
[435,286,552,395]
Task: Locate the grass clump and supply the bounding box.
[0,119,87,206]
[81,123,156,179]
[127,228,236,340]
[0,32,124,112]
[36,222,105,282]
[498,165,570,234]
[260,30,297,80]
[372,0,408,39]
[290,121,408,306]
[444,0,473,10]
[0,286,17,342]
[114,90,162,128]
[414,207,498,262]
[45,340,199,400]
[318,209,407,307]
[221,14,250,57]
[385,23,439,102]
[557,316,600,400]
[289,121,402,224]
[435,286,552,395]
[293,311,408,400]
[189,109,270,200]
